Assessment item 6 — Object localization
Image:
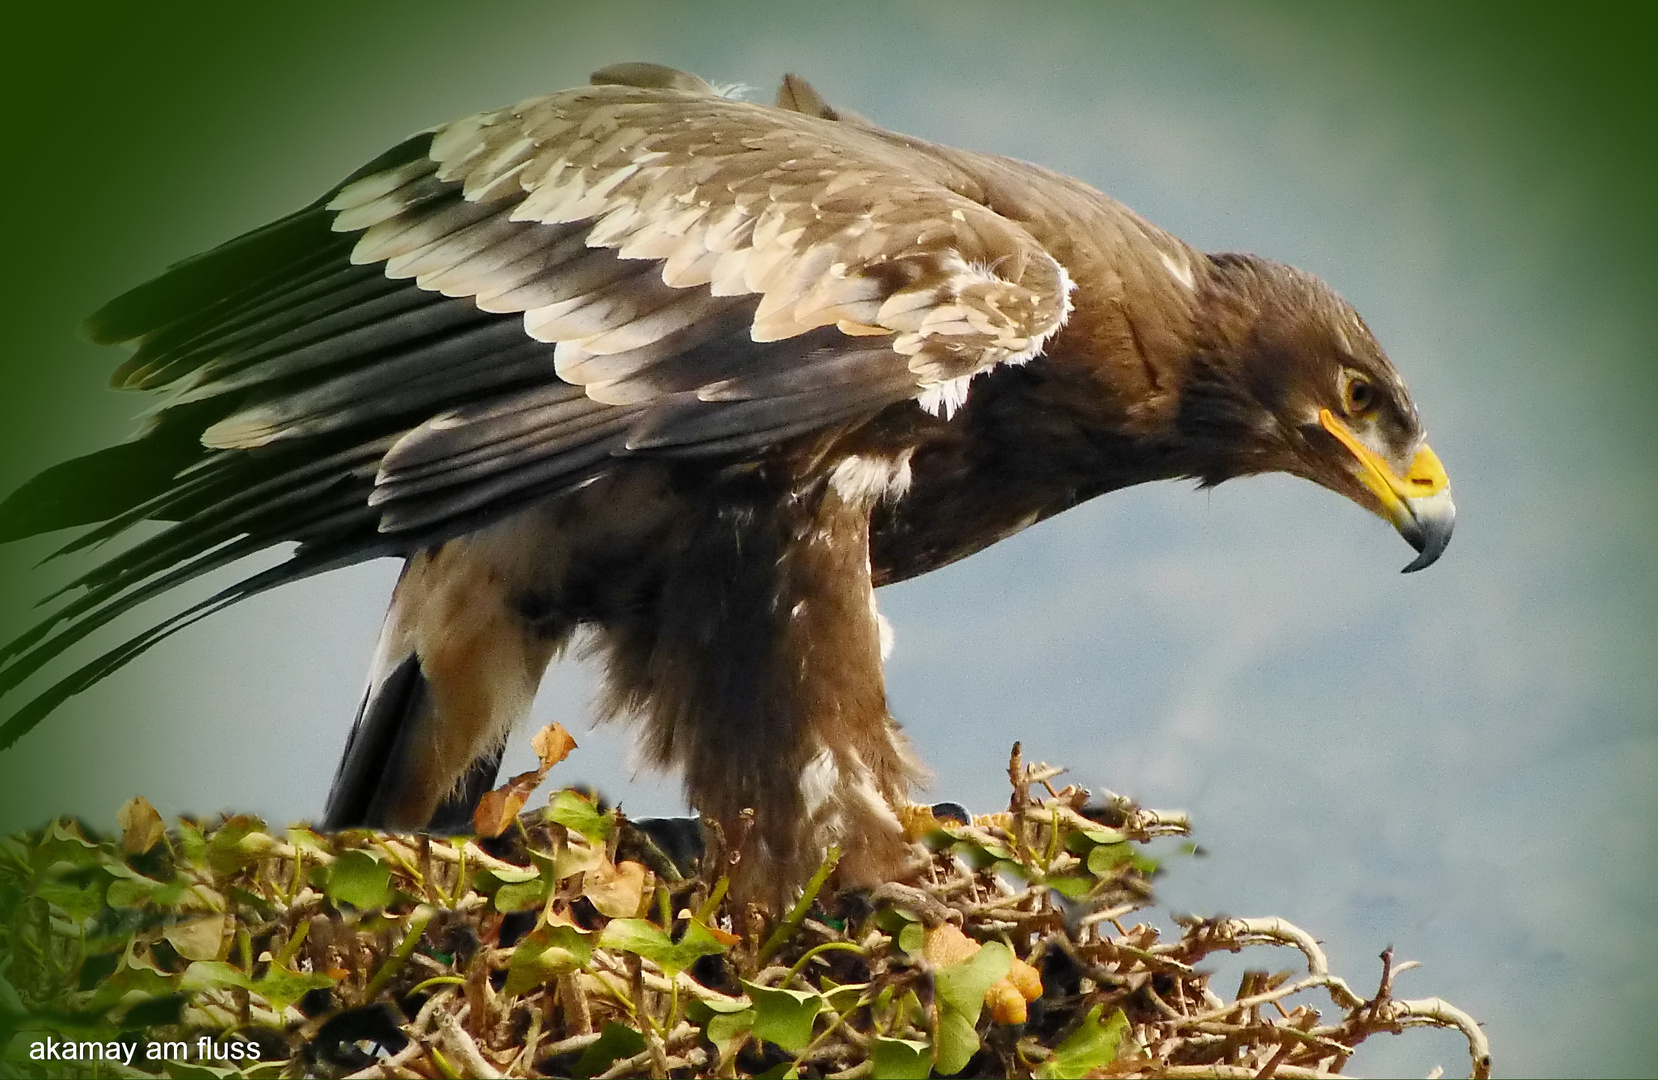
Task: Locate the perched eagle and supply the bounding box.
[0,64,1453,897]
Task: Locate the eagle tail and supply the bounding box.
[322,652,505,831]
[321,540,564,831]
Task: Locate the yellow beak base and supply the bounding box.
[1317,408,1455,572]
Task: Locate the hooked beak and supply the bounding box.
[1317,409,1455,573]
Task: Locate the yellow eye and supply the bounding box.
[1342,375,1375,417]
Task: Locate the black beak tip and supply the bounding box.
[1398,506,1454,574]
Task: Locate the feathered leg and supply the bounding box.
[593,472,926,903]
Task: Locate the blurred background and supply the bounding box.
[1,4,1653,1076]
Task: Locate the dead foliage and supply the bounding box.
[0,740,1490,1078]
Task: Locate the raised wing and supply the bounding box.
[196,76,1071,522]
[0,66,1074,745]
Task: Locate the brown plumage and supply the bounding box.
[0,64,1454,900]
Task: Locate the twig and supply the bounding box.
[758,845,841,965]
[436,1008,502,1079]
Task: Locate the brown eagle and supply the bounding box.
[0,64,1453,896]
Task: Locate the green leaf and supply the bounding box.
[324,850,393,911]
[477,864,541,885]
[0,973,27,1019]
[179,960,255,994]
[754,1064,800,1079]
[251,964,334,1013]
[180,958,330,1017]
[692,994,754,1017]
[1074,825,1127,847]
[175,820,207,867]
[919,828,958,852]
[1036,1005,1130,1079]
[554,840,603,880]
[548,790,613,843]
[742,982,824,1052]
[874,907,919,934]
[33,820,103,871]
[503,925,593,997]
[107,873,189,909]
[934,940,1010,1018]
[823,981,870,1012]
[598,917,725,978]
[204,816,271,875]
[934,1007,980,1077]
[897,921,925,956]
[1045,874,1094,899]
[932,940,1010,1075]
[82,958,177,1015]
[41,868,112,923]
[1086,843,1134,876]
[949,839,1014,871]
[871,1036,934,1079]
[493,876,550,913]
[572,1021,645,1077]
[704,1007,754,1054]
[286,826,332,857]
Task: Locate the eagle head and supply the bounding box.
[1183,254,1455,572]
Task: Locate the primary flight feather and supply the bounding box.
[0,64,1453,898]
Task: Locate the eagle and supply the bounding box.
[0,63,1453,898]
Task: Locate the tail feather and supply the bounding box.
[321,538,564,831]
[323,652,507,831]
[323,653,430,828]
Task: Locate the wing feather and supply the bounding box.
[1,67,1106,743]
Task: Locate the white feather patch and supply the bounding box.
[871,594,895,660]
[917,373,975,419]
[1159,250,1195,290]
[828,452,913,506]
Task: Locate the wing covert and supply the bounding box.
[327,77,1074,421]
[0,68,1085,748]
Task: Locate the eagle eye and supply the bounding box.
[1341,373,1376,418]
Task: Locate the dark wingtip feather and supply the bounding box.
[82,133,437,348]
[0,447,192,546]
[0,544,360,753]
[0,404,222,545]
[83,209,343,347]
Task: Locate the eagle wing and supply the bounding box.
[0,69,1072,744]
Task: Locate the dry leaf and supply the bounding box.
[584,858,650,919]
[702,920,741,947]
[677,909,743,947]
[530,723,578,768]
[116,795,165,854]
[472,724,577,836]
[164,912,227,961]
[473,787,529,838]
